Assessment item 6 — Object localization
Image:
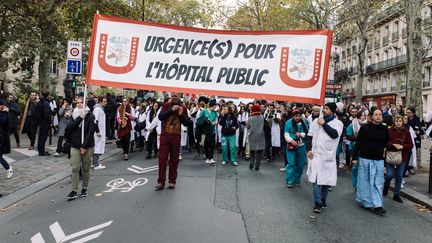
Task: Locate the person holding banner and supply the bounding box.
[116,98,135,161]
[156,93,190,190]
[66,98,96,200]
[306,103,343,213]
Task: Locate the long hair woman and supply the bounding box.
[383,115,413,203]
[117,98,134,160]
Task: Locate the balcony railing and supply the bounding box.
[401,84,406,90]
[383,36,389,46]
[391,86,397,91]
[382,87,387,93]
[365,54,407,74]
[402,28,407,38]
[373,3,403,27]
[365,90,371,95]
[392,32,399,42]
[373,88,378,93]
[423,81,430,88]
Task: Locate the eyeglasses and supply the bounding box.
[76,102,83,104]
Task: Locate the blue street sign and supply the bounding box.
[66,59,82,74]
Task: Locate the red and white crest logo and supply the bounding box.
[98,34,139,74]
[279,48,323,88]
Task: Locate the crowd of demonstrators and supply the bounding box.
[2,89,431,212]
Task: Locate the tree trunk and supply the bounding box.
[405,0,424,117]
[38,51,52,93]
[355,33,368,104]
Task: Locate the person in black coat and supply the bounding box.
[0,99,13,179]
[37,91,53,156]
[65,98,96,200]
[6,94,21,147]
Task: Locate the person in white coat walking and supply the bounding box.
[92,97,107,170]
[306,103,343,213]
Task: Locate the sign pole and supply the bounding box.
[82,84,88,143]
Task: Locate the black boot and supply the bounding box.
[393,194,403,203]
[383,182,389,196]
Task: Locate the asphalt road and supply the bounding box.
[0,149,431,243]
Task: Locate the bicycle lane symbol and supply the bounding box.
[104,178,148,193]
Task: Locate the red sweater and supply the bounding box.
[386,127,414,162]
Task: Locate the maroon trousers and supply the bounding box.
[158,134,181,184]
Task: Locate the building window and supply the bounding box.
[425,66,431,82]
[367,56,371,66]
[384,51,388,61]
[375,54,379,63]
[50,59,58,76]
[394,21,399,33]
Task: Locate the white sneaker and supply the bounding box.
[280,167,286,172]
[7,167,13,179]
[401,179,405,189]
[90,164,94,168]
[210,159,216,164]
[232,161,238,166]
[205,159,210,164]
[54,152,61,157]
[179,155,183,160]
[221,161,226,165]
[94,165,106,170]
[338,163,345,169]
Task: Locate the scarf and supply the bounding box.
[324,115,335,123]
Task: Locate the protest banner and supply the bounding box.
[86,14,333,104]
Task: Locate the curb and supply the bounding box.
[389,185,432,210]
[0,148,122,209]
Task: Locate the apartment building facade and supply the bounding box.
[334,0,432,117]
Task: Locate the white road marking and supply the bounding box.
[3,155,15,163]
[127,165,159,174]
[30,220,113,243]
[30,233,45,243]
[49,222,66,243]
[70,231,104,243]
[12,148,39,157]
[60,220,113,242]
[104,178,148,192]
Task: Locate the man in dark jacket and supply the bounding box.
[65,98,96,200]
[6,94,21,147]
[155,93,190,190]
[24,91,38,150]
[0,99,13,179]
[105,93,117,139]
[37,91,52,156]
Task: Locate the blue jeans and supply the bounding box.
[313,183,330,205]
[385,162,406,196]
[0,154,10,170]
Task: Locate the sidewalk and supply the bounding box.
[394,138,432,209]
[0,133,121,209]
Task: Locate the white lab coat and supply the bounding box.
[238,112,249,147]
[408,126,417,168]
[146,109,161,148]
[306,118,343,186]
[93,105,106,155]
[271,112,282,147]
